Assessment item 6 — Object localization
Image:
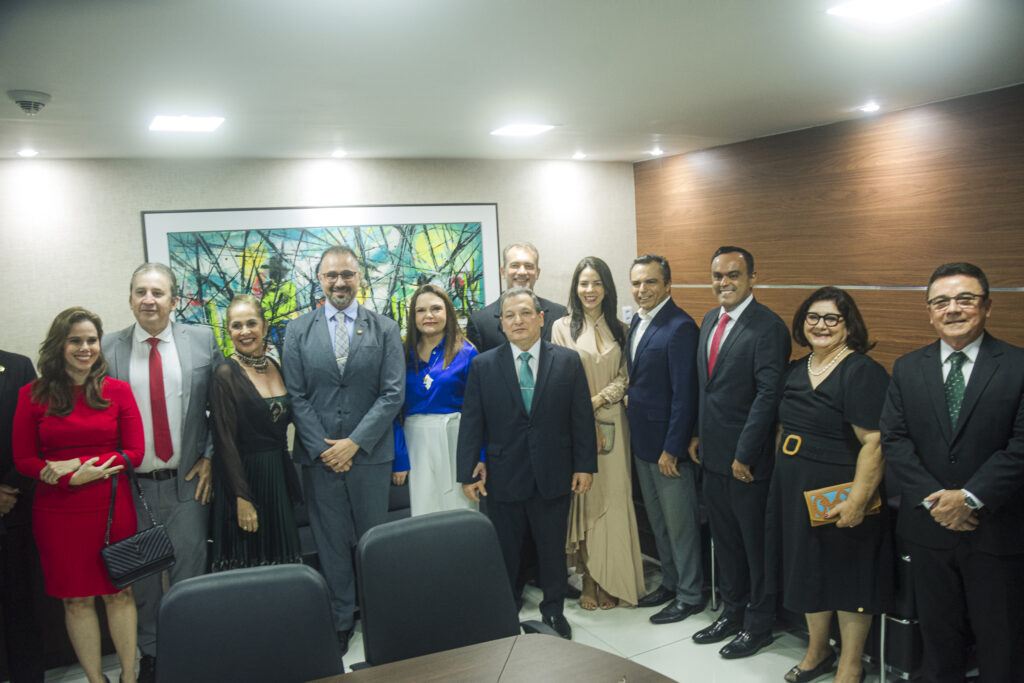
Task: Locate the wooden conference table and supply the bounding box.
[311,634,675,683]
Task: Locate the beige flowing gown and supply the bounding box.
[551,315,646,605]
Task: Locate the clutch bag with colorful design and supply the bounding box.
[803,482,882,527]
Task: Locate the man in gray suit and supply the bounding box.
[103,263,220,683]
[283,245,405,655]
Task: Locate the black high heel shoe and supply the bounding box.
[783,648,837,683]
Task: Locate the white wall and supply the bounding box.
[0,158,637,360]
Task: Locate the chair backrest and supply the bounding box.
[356,509,521,665]
[156,564,342,683]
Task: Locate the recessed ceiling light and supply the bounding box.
[649,147,664,157]
[149,115,224,132]
[858,101,881,113]
[331,148,347,158]
[572,151,587,160]
[17,148,38,158]
[827,0,955,24]
[490,124,555,137]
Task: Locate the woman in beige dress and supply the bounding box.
[552,256,646,609]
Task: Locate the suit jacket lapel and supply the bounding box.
[498,344,529,419]
[712,306,751,381]
[698,310,715,382]
[346,306,370,379]
[531,342,554,415]
[312,308,343,382]
[171,322,193,414]
[634,300,673,363]
[109,327,133,381]
[626,315,640,374]
[952,333,999,442]
[921,341,952,443]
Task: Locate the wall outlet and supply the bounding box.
[621,305,633,322]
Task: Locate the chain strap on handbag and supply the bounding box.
[101,453,176,589]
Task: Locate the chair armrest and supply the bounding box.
[519,620,560,637]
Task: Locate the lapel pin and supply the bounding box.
[357,329,363,335]
[0,365,5,374]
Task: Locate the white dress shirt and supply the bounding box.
[630,295,671,362]
[129,323,183,472]
[511,337,542,383]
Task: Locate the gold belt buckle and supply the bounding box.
[782,434,802,456]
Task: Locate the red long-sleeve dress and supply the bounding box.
[12,378,144,597]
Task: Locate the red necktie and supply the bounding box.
[707,312,731,378]
[146,338,174,462]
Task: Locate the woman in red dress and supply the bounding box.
[13,307,144,683]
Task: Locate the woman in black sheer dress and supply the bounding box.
[210,294,302,570]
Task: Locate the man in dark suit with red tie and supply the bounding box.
[881,262,1024,682]
[689,247,790,659]
[457,287,597,640]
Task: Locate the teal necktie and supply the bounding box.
[944,351,966,426]
[518,351,534,412]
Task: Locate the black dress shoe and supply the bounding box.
[692,615,742,644]
[719,630,773,659]
[543,614,572,639]
[637,585,675,608]
[783,648,836,682]
[137,654,156,683]
[649,598,703,624]
[566,585,582,599]
[337,628,352,656]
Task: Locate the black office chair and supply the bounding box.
[355,509,556,666]
[155,564,343,683]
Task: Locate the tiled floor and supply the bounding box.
[37,559,886,683]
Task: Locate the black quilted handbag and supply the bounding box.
[100,455,175,589]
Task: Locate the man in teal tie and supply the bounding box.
[457,287,597,640]
[881,262,1024,682]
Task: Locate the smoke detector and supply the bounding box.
[7,90,52,116]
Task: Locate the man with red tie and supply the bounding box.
[689,247,790,659]
[103,263,220,683]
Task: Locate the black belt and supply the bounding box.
[135,469,177,481]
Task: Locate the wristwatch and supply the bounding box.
[961,489,981,510]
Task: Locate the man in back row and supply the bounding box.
[466,242,567,352]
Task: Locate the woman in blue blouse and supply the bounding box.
[393,283,478,515]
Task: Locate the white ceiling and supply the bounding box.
[2,0,1022,162]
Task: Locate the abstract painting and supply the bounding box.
[143,205,500,356]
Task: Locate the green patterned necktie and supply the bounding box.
[518,351,534,412]
[944,351,966,426]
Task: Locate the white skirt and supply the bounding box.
[404,412,478,516]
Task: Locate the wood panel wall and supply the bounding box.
[634,84,1024,370]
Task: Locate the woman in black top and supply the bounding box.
[766,287,892,683]
[210,294,302,570]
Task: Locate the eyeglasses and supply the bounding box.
[805,313,844,327]
[320,270,359,282]
[926,292,985,311]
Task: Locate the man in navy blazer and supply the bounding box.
[626,254,704,624]
[283,245,405,655]
[689,247,790,658]
[880,262,1024,682]
[457,287,596,640]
